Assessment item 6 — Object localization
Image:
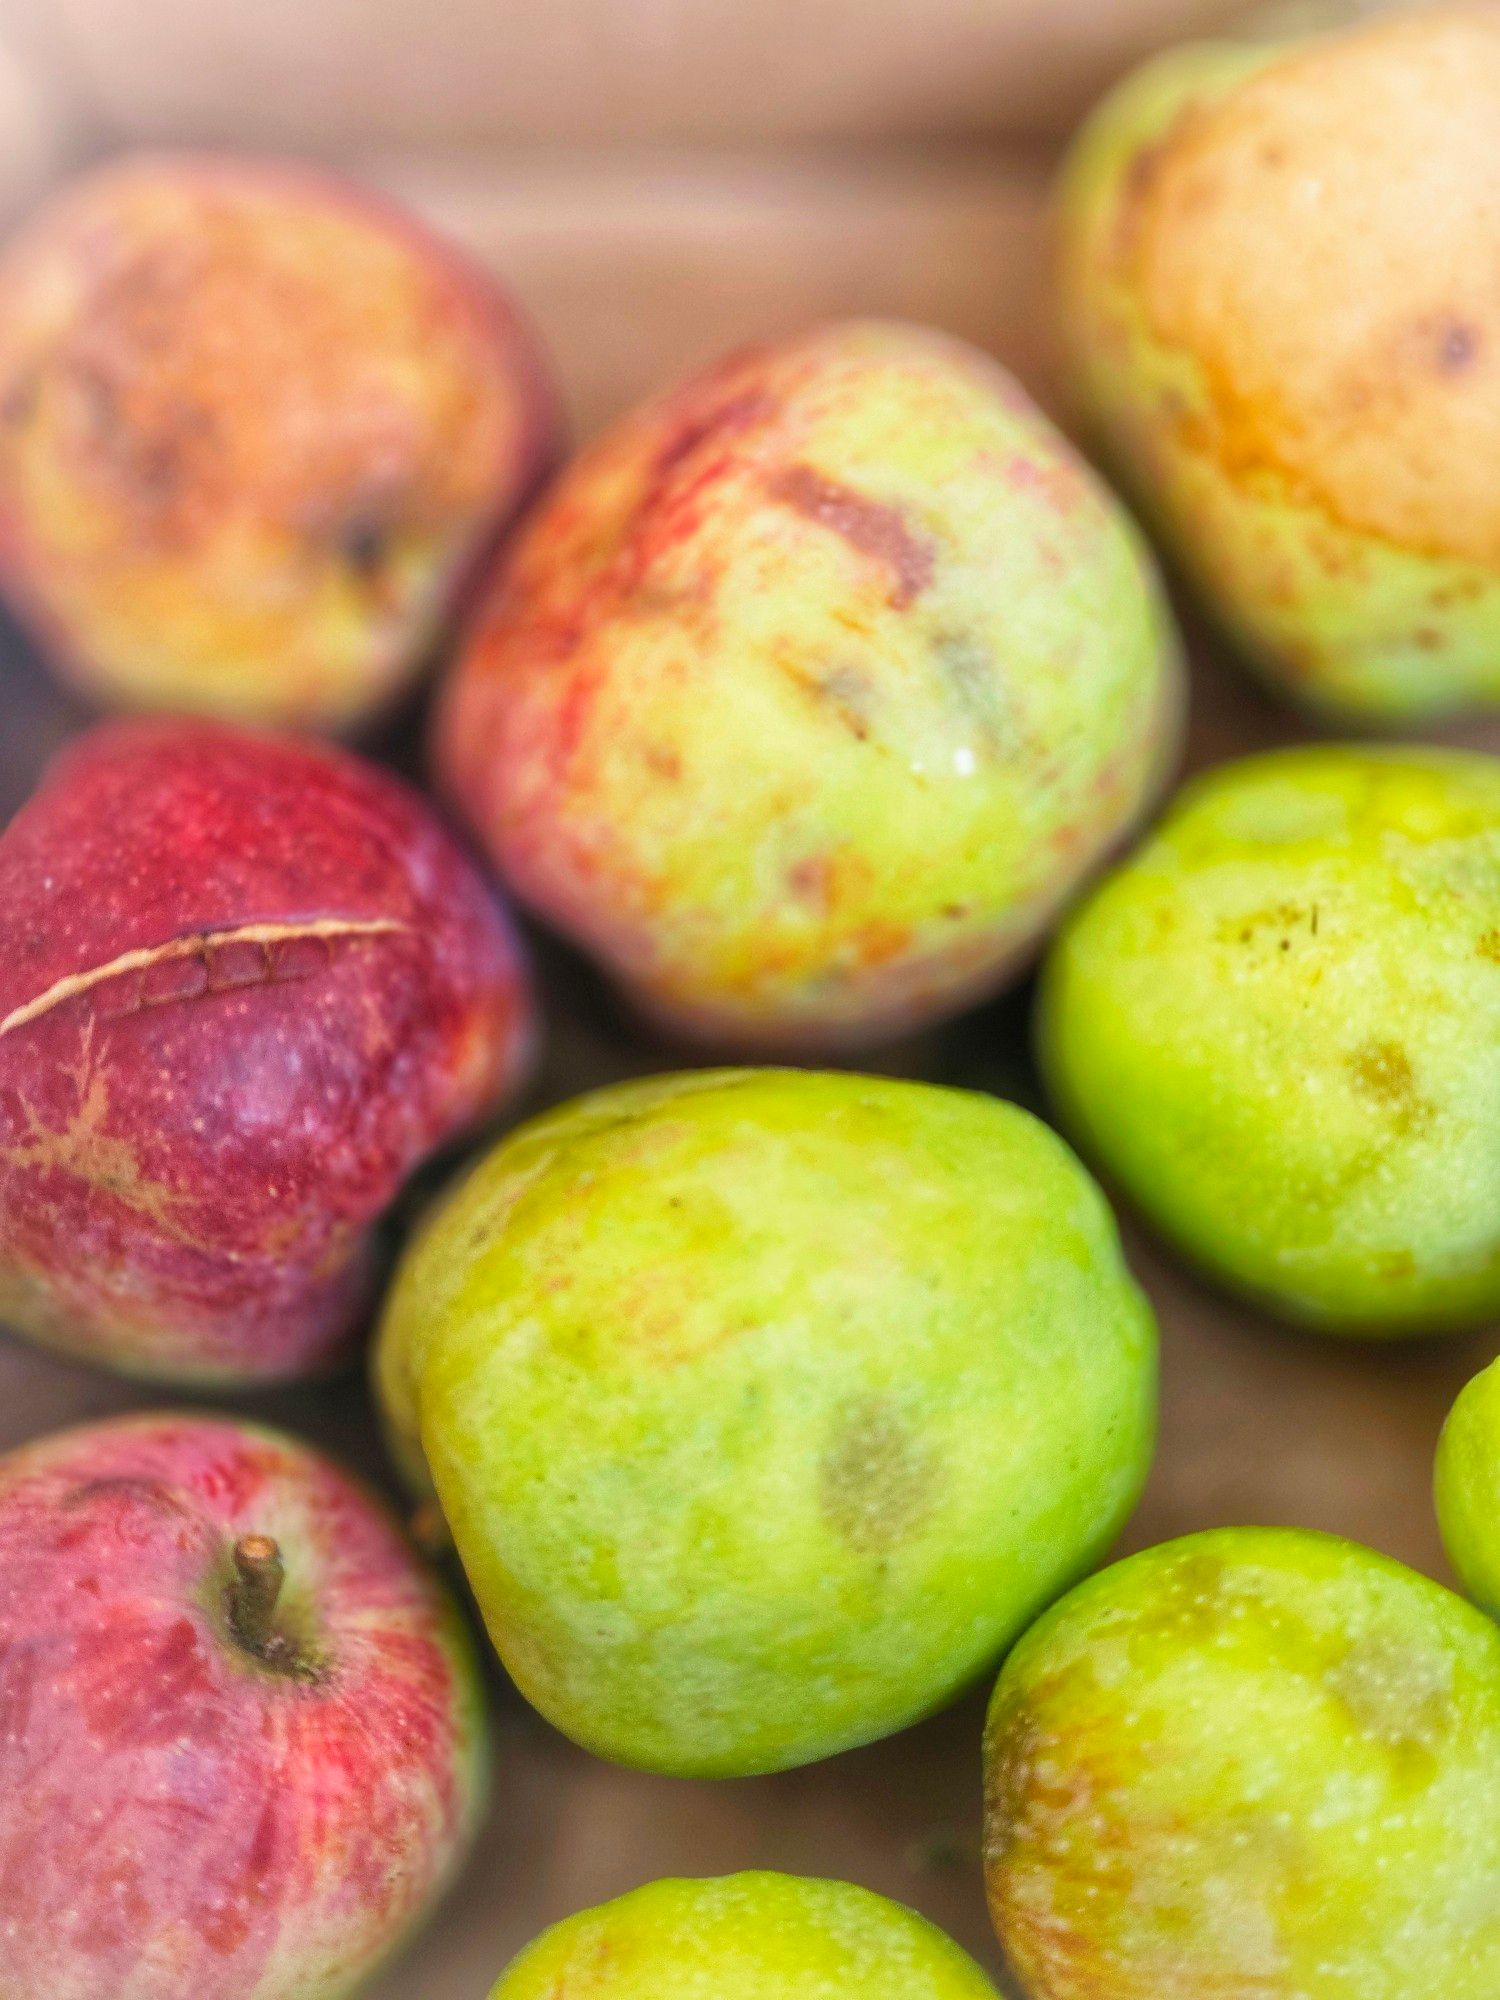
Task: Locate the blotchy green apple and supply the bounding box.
[489,1873,999,1998]
[1057,6,1500,721]
[376,1067,1157,1776]
[1436,1356,1500,1620]
[1038,745,1500,1334]
[436,318,1182,1049]
[984,1527,1500,2000]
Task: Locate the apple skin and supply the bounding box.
[489,1873,999,1998]
[984,1527,1500,2000]
[0,717,537,1385]
[435,318,1182,1051]
[1436,1357,1500,1621]
[0,1411,489,2000]
[1056,7,1500,722]
[0,150,559,731]
[374,1067,1157,1777]
[1038,744,1500,1336]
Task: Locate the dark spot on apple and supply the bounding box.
[788,855,834,907]
[932,633,1004,748]
[1349,1041,1415,1105]
[768,463,935,609]
[816,665,875,741]
[2,372,37,426]
[1434,318,1479,375]
[341,516,389,578]
[819,1396,938,1554]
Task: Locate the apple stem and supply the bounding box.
[230,1534,286,1657]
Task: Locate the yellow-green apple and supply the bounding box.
[376,1066,1157,1775]
[1039,744,1500,1335]
[1436,1355,1500,1620]
[490,1873,999,1998]
[985,1527,1500,2000]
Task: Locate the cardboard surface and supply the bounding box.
[1,133,1497,2000]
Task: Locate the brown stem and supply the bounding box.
[229,1534,285,1657]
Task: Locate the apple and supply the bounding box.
[985,1526,1500,2000]
[0,151,559,730]
[1038,744,1500,1335]
[375,1066,1157,1776]
[1436,1355,1500,1620]
[435,318,1181,1050]
[1056,6,1500,721]
[0,716,536,1384]
[490,1873,999,1997]
[0,1411,489,2000]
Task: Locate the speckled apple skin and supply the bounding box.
[1436,1357,1500,1621]
[983,1528,1500,2000]
[0,1412,488,2000]
[490,1874,999,1999]
[375,1067,1157,1777]
[0,151,559,731]
[1038,745,1500,1335]
[435,318,1181,1050]
[0,718,536,1385]
[1057,7,1500,722]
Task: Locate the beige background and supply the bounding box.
[0,2,1493,1995]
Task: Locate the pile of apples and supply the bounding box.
[0,9,1498,1999]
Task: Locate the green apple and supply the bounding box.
[985,1526,1500,2000]
[376,1067,1156,1775]
[1436,1356,1500,1620]
[1039,744,1500,1334]
[489,1874,999,1998]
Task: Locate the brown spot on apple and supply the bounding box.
[768,463,935,609]
[819,1396,938,1554]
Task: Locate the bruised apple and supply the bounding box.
[375,1067,1157,1776]
[436,319,1181,1049]
[0,151,558,729]
[1057,6,1500,721]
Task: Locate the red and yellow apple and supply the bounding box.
[0,717,536,1384]
[436,319,1182,1049]
[0,151,559,730]
[0,1411,489,2000]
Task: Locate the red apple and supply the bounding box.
[0,1411,489,2000]
[0,717,536,1384]
[0,151,560,731]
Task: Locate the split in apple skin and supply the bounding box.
[0,716,538,1385]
